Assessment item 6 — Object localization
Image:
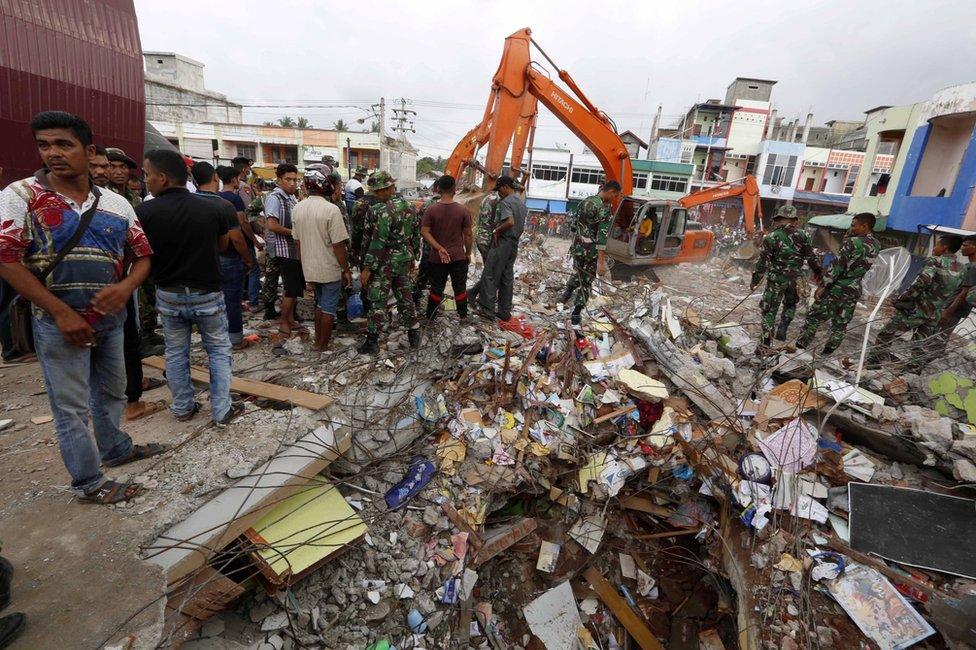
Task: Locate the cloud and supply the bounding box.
[135,0,976,157]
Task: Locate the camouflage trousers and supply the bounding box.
[796,291,858,351]
[870,310,940,364]
[759,277,799,336]
[260,256,282,309]
[565,252,598,310]
[365,269,418,336]
[138,280,158,337]
[412,259,432,306]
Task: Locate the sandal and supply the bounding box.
[232,340,253,351]
[79,480,143,504]
[142,377,165,392]
[124,400,168,422]
[104,442,169,468]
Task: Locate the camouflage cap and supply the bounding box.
[367,170,396,191]
[354,166,369,176]
[774,205,798,220]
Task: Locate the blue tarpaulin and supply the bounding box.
[526,198,567,213]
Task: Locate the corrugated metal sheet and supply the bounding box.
[0,0,144,187]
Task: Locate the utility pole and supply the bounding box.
[371,97,387,171]
[646,105,661,161]
[391,97,416,143]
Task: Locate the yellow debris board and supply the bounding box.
[251,482,366,577]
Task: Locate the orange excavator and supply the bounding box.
[604,176,763,278]
[445,27,632,198]
[678,175,763,234]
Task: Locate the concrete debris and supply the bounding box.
[144,239,976,650]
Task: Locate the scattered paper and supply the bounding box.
[394,583,415,599]
[758,418,818,473]
[774,553,804,573]
[617,368,669,401]
[790,494,829,524]
[827,564,934,649]
[522,581,584,650]
[843,449,876,482]
[569,513,606,554]
[636,569,657,597]
[536,541,561,573]
[583,351,636,381]
[578,452,607,494]
[619,553,637,580]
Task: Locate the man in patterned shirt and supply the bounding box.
[796,212,881,355]
[750,205,822,346]
[0,111,165,504]
[263,163,304,334]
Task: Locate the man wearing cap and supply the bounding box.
[344,166,368,215]
[796,212,880,355]
[475,176,526,322]
[560,181,622,326]
[106,148,141,209]
[358,171,421,353]
[750,205,821,346]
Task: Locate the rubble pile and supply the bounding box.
[180,240,976,650]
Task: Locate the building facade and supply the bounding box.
[143,52,242,124]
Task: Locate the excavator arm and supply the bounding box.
[677,175,763,233]
[445,28,632,199]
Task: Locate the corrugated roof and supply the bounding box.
[807,213,887,232]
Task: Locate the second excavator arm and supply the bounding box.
[677,175,763,233]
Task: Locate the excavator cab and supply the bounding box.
[605,197,710,279]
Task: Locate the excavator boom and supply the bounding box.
[445,28,632,198]
[678,175,763,233]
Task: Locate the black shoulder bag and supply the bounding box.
[7,191,102,355]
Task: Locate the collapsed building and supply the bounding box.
[86,237,976,650]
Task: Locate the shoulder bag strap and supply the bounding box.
[38,188,102,282]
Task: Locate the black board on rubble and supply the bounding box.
[848,482,976,580]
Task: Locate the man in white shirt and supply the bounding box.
[343,166,367,215]
[293,170,352,352]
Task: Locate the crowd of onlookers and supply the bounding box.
[0,110,533,516]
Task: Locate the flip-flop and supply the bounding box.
[142,377,165,392]
[104,442,169,468]
[232,340,253,350]
[124,400,168,422]
[78,480,143,504]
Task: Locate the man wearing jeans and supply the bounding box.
[192,162,253,349]
[0,111,165,504]
[292,170,352,352]
[476,176,526,321]
[137,149,244,426]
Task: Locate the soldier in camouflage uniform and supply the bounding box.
[750,205,822,346]
[796,212,881,354]
[870,234,963,365]
[475,191,500,262]
[560,181,622,325]
[358,172,421,354]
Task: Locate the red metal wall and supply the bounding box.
[0,0,145,188]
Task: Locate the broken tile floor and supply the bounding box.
[1,235,975,649]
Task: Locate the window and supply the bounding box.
[633,172,648,189]
[531,164,567,182]
[236,144,256,160]
[762,154,798,187]
[667,209,687,236]
[911,114,976,197]
[649,174,688,193]
[571,167,604,185]
[844,165,860,194]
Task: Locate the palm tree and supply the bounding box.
[277,116,296,127]
[296,117,312,129]
[369,121,380,133]
[333,119,349,131]
[262,121,275,126]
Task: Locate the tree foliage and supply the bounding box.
[277,116,296,127]
[333,119,349,131]
[416,156,446,176]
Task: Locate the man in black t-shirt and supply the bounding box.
[137,150,244,427]
[192,162,253,349]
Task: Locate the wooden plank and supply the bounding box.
[593,404,637,424]
[583,566,663,650]
[143,355,333,411]
[618,495,674,519]
[473,518,538,567]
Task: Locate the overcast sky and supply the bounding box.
[135,0,976,159]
